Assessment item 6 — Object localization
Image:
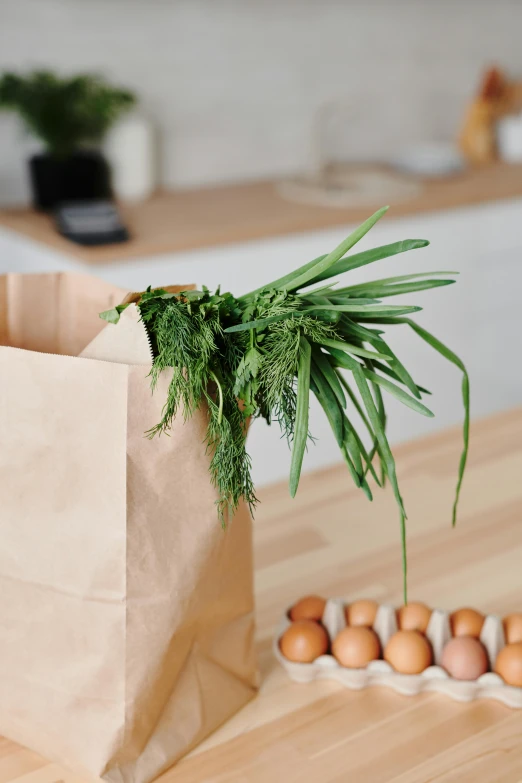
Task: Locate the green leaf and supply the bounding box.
[240,253,328,302]
[225,311,302,333]
[335,369,384,489]
[307,309,342,323]
[369,372,387,487]
[99,302,130,324]
[233,347,262,396]
[363,369,434,417]
[370,359,431,397]
[367,336,421,399]
[228,300,392,332]
[306,296,379,306]
[399,509,407,606]
[99,307,121,324]
[326,345,363,370]
[289,337,311,497]
[301,282,339,296]
[349,421,382,488]
[354,316,408,325]
[342,415,363,478]
[346,357,408,602]
[311,361,345,447]
[313,348,346,408]
[357,316,469,525]
[337,270,458,293]
[306,238,429,288]
[372,372,386,428]
[306,303,423,317]
[340,443,362,489]
[320,337,391,361]
[399,319,470,526]
[339,317,384,340]
[139,287,168,302]
[360,475,374,501]
[287,207,390,291]
[241,208,389,301]
[337,371,375,436]
[334,279,455,298]
[209,370,224,425]
[241,302,256,323]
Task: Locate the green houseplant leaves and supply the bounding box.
[0,70,135,156]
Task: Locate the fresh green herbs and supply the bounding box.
[100,207,469,601]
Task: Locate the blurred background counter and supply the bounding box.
[0,161,521,265]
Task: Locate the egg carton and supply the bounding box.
[274,598,522,708]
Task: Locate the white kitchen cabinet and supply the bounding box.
[1,197,521,489]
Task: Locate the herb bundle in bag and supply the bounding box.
[103,206,469,600]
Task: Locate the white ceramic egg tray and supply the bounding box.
[274,598,522,708]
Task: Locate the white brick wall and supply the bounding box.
[1,0,521,205]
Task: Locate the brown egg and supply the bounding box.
[332,626,381,668]
[450,608,485,638]
[345,599,379,628]
[384,630,433,674]
[503,613,522,644]
[494,642,522,687]
[289,595,326,623]
[441,636,489,681]
[397,602,432,634]
[279,620,329,663]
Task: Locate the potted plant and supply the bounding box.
[0,70,136,210]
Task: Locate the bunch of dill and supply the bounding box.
[101,207,469,601]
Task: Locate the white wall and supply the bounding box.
[1,0,522,204]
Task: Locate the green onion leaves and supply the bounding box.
[109,207,468,602]
[290,337,311,497]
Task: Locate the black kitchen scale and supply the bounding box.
[54,200,130,246]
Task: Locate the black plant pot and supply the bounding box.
[29,150,112,211]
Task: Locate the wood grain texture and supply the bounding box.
[1,409,522,782]
[1,162,522,264]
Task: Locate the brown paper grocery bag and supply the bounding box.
[0,272,257,783]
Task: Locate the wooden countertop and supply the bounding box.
[1,162,522,264]
[2,409,522,782]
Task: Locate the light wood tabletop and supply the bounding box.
[2,409,522,783]
[1,162,522,263]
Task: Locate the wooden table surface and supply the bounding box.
[2,409,522,783]
[1,163,522,264]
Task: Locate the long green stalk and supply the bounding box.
[289,337,311,497]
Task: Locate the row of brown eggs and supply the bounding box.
[281,595,522,687]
